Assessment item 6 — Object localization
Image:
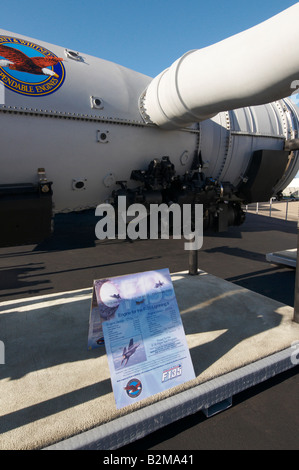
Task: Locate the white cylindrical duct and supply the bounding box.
[141,3,299,129]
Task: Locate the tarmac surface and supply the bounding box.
[0,200,299,450]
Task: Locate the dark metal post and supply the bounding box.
[188,249,198,275]
[294,217,299,323]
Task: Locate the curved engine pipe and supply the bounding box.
[141,3,299,129]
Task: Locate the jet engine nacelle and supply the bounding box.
[1,4,299,245]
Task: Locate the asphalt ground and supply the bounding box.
[0,202,298,450]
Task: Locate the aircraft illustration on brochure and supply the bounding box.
[121,338,140,366]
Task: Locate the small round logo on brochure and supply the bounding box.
[124,378,142,398]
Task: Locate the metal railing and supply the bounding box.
[245,198,295,221]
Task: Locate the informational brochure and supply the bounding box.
[88,268,195,409]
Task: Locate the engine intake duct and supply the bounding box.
[141,4,299,129]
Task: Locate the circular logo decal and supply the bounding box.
[0,36,65,97]
[124,378,142,399]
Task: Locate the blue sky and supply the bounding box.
[0,0,297,77]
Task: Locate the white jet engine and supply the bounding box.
[1,4,299,245]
